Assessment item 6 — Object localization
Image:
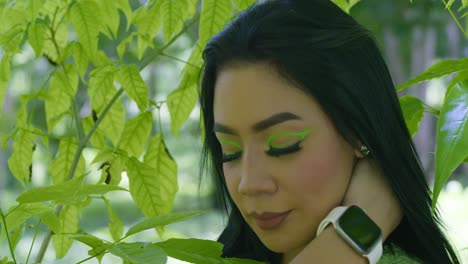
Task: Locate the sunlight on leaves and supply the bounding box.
[161,0,197,42]
[27,22,46,58]
[7,129,35,186]
[433,82,468,209]
[104,199,124,242]
[167,44,203,136]
[199,0,233,47]
[108,242,167,264]
[4,203,52,232]
[396,58,468,91]
[52,205,79,259]
[117,64,149,111]
[96,0,121,39]
[125,211,204,237]
[126,157,177,225]
[143,134,178,216]
[49,137,85,184]
[117,111,153,158]
[155,238,224,263]
[69,0,102,57]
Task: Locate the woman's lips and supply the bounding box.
[251,210,291,230]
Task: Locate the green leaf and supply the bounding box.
[446,70,468,98]
[0,26,24,54]
[100,96,125,146]
[161,0,196,42]
[49,137,85,184]
[74,234,106,249]
[331,0,349,13]
[41,211,61,234]
[9,223,24,251]
[433,82,468,209]
[117,32,135,59]
[45,71,72,131]
[26,0,46,21]
[199,0,232,47]
[58,64,80,97]
[126,211,204,237]
[399,96,425,137]
[39,0,68,22]
[93,149,126,185]
[133,0,163,43]
[43,22,68,64]
[79,184,128,197]
[83,116,106,148]
[69,42,90,78]
[28,22,46,57]
[232,0,256,11]
[132,1,163,59]
[104,199,124,241]
[117,64,149,111]
[126,156,177,220]
[167,68,199,136]
[52,205,79,259]
[0,4,28,34]
[155,238,224,264]
[0,54,10,111]
[88,64,119,112]
[114,0,133,29]
[7,129,35,185]
[4,203,53,232]
[69,0,102,57]
[396,58,468,91]
[108,242,167,264]
[117,111,153,157]
[17,178,82,204]
[349,0,361,10]
[96,0,121,39]
[143,134,178,213]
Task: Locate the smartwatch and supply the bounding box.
[316,205,383,264]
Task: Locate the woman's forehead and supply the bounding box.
[213,64,324,131]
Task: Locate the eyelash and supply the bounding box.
[222,141,303,163]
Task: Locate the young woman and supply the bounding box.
[199,0,461,263]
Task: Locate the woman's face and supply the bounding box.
[213,63,360,261]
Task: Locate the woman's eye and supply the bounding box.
[222,151,242,163]
[218,139,242,163]
[265,141,302,157]
[264,128,312,157]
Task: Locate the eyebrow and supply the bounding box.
[213,112,302,135]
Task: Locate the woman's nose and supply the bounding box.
[237,149,277,196]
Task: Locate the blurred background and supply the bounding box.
[1,0,467,263]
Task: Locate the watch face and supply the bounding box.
[337,205,382,253]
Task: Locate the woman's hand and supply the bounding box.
[343,158,403,240]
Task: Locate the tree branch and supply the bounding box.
[33,13,201,264]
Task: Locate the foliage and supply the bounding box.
[0,0,467,263]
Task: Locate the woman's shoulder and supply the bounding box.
[378,244,423,264]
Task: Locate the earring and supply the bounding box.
[360,144,370,156]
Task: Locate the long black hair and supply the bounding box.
[199,0,460,263]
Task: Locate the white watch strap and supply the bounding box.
[365,241,383,264]
[316,206,348,236]
[316,206,383,264]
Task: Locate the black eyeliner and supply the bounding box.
[266,141,302,157]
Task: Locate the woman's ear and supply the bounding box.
[354,148,365,158]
